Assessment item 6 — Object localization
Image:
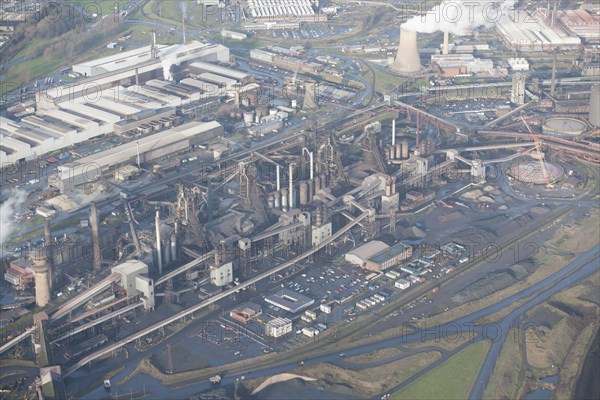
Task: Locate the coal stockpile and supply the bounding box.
[451,264,532,304]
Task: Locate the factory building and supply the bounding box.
[49,121,223,193]
[508,58,530,71]
[111,260,154,309]
[265,317,292,338]
[230,302,262,323]
[209,262,233,287]
[188,61,254,85]
[242,21,301,31]
[265,288,314,313]
[245,0,327,22]
[345,240,390,267]
[3,259,34,289]
[496,12,581,51]
[72,42,229,78]
[248,48,323,74]
[511,73,526,106]
[556,9,600,43]
[39,42,229,111]
[430,54,501,78]
[365,242,412,272]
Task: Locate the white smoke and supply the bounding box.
[0,189,27,244]
[402,0,517,35]
[159,45,180,81]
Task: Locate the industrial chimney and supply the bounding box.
[31,250,51,307]
[43,218,53,291]
[390,28,422,75]
[155,210,163,275]
[90,202,102,272]
[443,32,449,55]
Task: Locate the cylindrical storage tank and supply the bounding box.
[243,111,254,125]
[281,188,288,212]
[256,106,268,118]
[255,114,260,123]
[299,181,309,206]
[395,144,402,159]
[320,175,327,189]
[387,145,394,160]
[163,240,171,264]
[401,140,409,159]
[542,117,587,137]
[314,175,321,192]
[170,233,177,261]
[274,190,281,209]
[291,99,297,108]
[267,193,275,208]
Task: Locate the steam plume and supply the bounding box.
[0,189,27,244]
[402,0,517,35]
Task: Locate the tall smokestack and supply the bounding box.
[276,165,281,191]
[390,28,422,75]
[91,202,101,272]
[288,163,294,209]
[392,119,396,146]
[31,250,50,307]
[155,210,163,275]
[43,219,53,291]
[551,51,557,96]
[182,11,186,44]
[443,31,449,55]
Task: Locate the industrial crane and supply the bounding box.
[521,116,554,188]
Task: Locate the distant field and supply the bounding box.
[391,340,490,400]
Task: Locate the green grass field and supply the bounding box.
[391,340,490,400]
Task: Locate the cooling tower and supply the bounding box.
[390,28,422,75]
[590,84,600,128]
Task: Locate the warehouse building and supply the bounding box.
[345,240,390,267]
[39,42,229,111]
[265,317,292,338]
[188,61,254,85]
[197,72,238,89]
[221,29,248,40]
[49,121,223,193]
[496,12,581,51]
[245,0,327,22]
[265,288,314,313]
[365,242,413,272]
[230,302,262,323]
[556,9,600,43]
[0,109,111,165]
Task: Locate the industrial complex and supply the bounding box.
[0,0,599,399]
